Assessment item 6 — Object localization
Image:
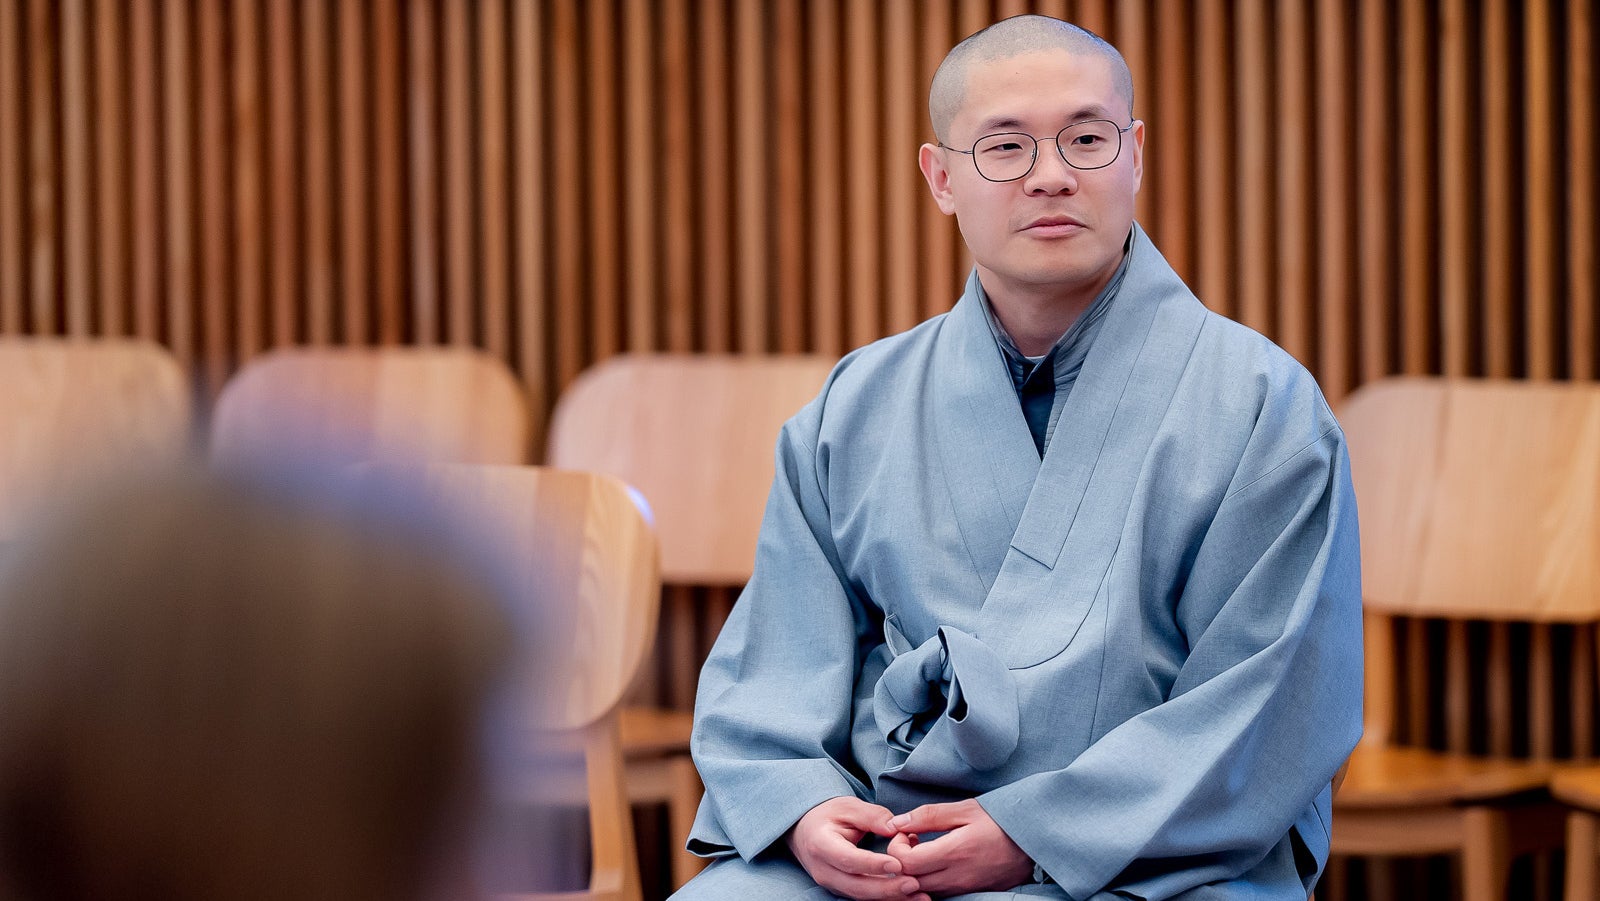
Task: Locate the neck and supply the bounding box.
[979,269,1111,357]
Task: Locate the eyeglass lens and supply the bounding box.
[972,120,1122,181]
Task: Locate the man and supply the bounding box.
[675,15,1360,901]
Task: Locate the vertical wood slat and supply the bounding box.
[441,0,472,347]
[299,0,332,347]
[0,0,21,333]
[882,0,917,338]
[695,0,729,353]
[164,0,194,363]
[1152,0,1189,285]
[622,0,654,354]
[659,0,693,353]
[1438,0,1471,378]
[1115,0,1150,230]
[91,0,122,338]
[845,2,880,350]
[26,0,55,334]
[808,0,843,357]
[1481,0,1513,377]
[1194,0,1230,320]
[1274,0,1310,368]
[1524,0,1555,379]
[1404,618,1429,747]
[336,0,367,345]
[300,0,333,346]
[772,0,805,351]
[1576,625,1595,759]
[266,0,297,347]
[130,0,158,342]
[1398,0,1430,375]
[1233,0,1269,336]
[547,0,580,381]
[197,0,227,391]
[60,0,89,336]
[1489,622,1513,756]
[371,0,403,343]
[1572,0,1596,381]
[919,0,957,323]
[233,0,264,360]
[1446,620,1470,753]
[478,0,509,361]
[584,0,618,358]
[511,0,547,454]
[406,0,438,345]
[734,0,767,352]
[1314,0,1351,402]
[1356,0,1390,383]
[1531,624,1554,760]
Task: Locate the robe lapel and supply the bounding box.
[931,272,1041,593]
[979,225,1208,668]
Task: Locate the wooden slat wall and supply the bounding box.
[0,0,1597,443]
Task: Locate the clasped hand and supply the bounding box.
[784,797,1034,901]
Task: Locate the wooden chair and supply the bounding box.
[1332,377,1600,901]
[1555,766,1600,901]
[547,353,837,888]
[402,465,658,901]
[210,346,530,465]
[0,337,191,542]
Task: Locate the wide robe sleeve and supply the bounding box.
[686,405,881,861]
[978,423,1362,900]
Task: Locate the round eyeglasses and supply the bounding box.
[940,119,1134,182]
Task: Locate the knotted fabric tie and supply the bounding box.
[872,626,1020,772]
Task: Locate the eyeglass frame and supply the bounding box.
[938,118,1136,182]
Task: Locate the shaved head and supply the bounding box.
[929,15,1134,142]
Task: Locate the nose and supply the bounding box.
[1022,138,1079,196]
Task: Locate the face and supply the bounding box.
[920,49,1144,306]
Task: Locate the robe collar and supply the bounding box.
[930,222,1209,667]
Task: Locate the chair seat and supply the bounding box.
[619,705,694,756]
[1335,744,1554,809]
[1552,764,1600,811]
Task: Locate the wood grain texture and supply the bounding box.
[548,354,836,585]
[211,346,531,466]
[0,337,192,541]
[412,464,656,901]
[1345,378,1600,622]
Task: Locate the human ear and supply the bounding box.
[918,143,958,215]
[1129,120,1147,191]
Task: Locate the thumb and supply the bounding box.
[890,801,970,835]
[834,797,898,838]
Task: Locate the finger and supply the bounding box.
[815,834,904,877]
[816,870,922,901]
[888,833,959,876]
[889,800,973,835]
[835,800,899,838]
[885,831,917,861]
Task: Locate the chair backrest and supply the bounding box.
[0,338,191,541]
[404,464,657,901]
[211,347,530,466]
[547,353,835,585]
[1342,377,1600,758]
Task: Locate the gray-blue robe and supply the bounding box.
[678,225,1362,900]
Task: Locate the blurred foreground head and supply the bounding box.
[0,467,515,901]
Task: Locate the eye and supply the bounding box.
[1070,133,1105,147]
[975,134,1032,156]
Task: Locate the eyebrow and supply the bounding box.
[973,103,1116,135]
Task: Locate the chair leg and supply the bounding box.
[1568,811,1600,901]
[667,755,707,889]
[1462,807,1512,901]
